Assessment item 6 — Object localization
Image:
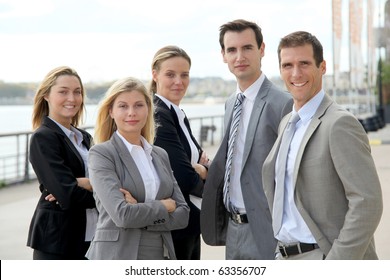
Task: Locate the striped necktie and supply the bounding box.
[223,93,245,213]
[272,113,300,235]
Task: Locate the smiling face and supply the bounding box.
[279,43,326,110]
[152,56,190,106]
[109,90,149,145]
[222,28,264,91]
[44,75,83,128]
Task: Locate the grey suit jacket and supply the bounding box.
[200,77,292,259]
[86,133,189,260]
[262,94,383,259]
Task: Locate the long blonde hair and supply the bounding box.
[94,77,155,144]
[32,66,85,130]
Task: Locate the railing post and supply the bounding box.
[24,133,30,182]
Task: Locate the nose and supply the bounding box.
[173,76,183,84]
[291,65,302,78]
[236,50,244,62]
[67,93,76,101]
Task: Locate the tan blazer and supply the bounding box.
[86,133,189,260]
[262,94,383,259]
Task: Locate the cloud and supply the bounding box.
[0,0,54,19]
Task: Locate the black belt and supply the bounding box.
[229,213,248,224]
[278,242,319,257]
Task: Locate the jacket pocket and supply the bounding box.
[93,229,120,241]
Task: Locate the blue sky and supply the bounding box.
[0,0,385,83]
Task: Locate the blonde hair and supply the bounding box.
[94,77,155,144]
[149,45,191,94]
[32,66,85,130]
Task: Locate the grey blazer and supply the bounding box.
[262,94,383,259]
[200,77,292,259]
[86,133,189,260]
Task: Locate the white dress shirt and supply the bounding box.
[230,74,265,213]
[116,131,160,202]
[275,90,325,244]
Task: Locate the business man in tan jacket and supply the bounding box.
[262,31,383,260]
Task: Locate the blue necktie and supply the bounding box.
[223,93,245,213]
[272,113,300,235]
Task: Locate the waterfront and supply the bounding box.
[0,126,390,260]
[0,103,225,185]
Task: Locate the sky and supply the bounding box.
[0,0,386,83]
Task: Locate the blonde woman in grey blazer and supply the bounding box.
[86,77,189,260]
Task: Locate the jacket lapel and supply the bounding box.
[111,133,146,202]
[241,79,270,166]
[293,95,333,187]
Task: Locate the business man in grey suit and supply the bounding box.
[262,31,383,260]
[200,19,292,259]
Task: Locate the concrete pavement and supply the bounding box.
[1,125,389,260]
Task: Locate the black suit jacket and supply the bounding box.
[153,96,204,238]
[27,116,95,258]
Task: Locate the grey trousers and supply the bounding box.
[225,218,261,259]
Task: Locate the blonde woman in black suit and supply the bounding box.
[27,66,97,260]
[86,77,189,260]
[150,45,210,260]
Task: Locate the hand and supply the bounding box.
[77,177,93,192]
[119,188,137,204]
[160,198,176,213]
[193,163,207,180]
[198,151,211,167]
[45,193,57,202]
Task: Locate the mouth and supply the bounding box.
[64,105,76,109]
[291,81,308,87]
[235,64,248,70]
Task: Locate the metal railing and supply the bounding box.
[0,115,224,186]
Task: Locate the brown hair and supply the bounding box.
[219,19,263,50]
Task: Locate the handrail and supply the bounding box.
[0,115,224,186]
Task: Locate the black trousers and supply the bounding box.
[32,242,90,260]
[173,234,201,260]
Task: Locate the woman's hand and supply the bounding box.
[198,151,211,167]
[45,193,57,202]
[120,188,138,204]
[193,163,208,180]
[160,198,176,213]
[77,177,93,192]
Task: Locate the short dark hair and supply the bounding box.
[277,31,324,67]
[219,19,263,50]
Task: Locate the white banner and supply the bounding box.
[349,0,364,89]
[332,0,343,87]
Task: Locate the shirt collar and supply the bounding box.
[48,116,83,145]
[115,131,153,157]
[155,94,184,120]
[293,90,325,123]
[236,73,265,102]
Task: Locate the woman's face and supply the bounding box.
[44,75,82,128]
[152,56,190,106]
[109,90,148,144]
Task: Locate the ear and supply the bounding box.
[221,49,227,63]
[320,60,327,75]
[260,42,265,58]
[152,69,158,82]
